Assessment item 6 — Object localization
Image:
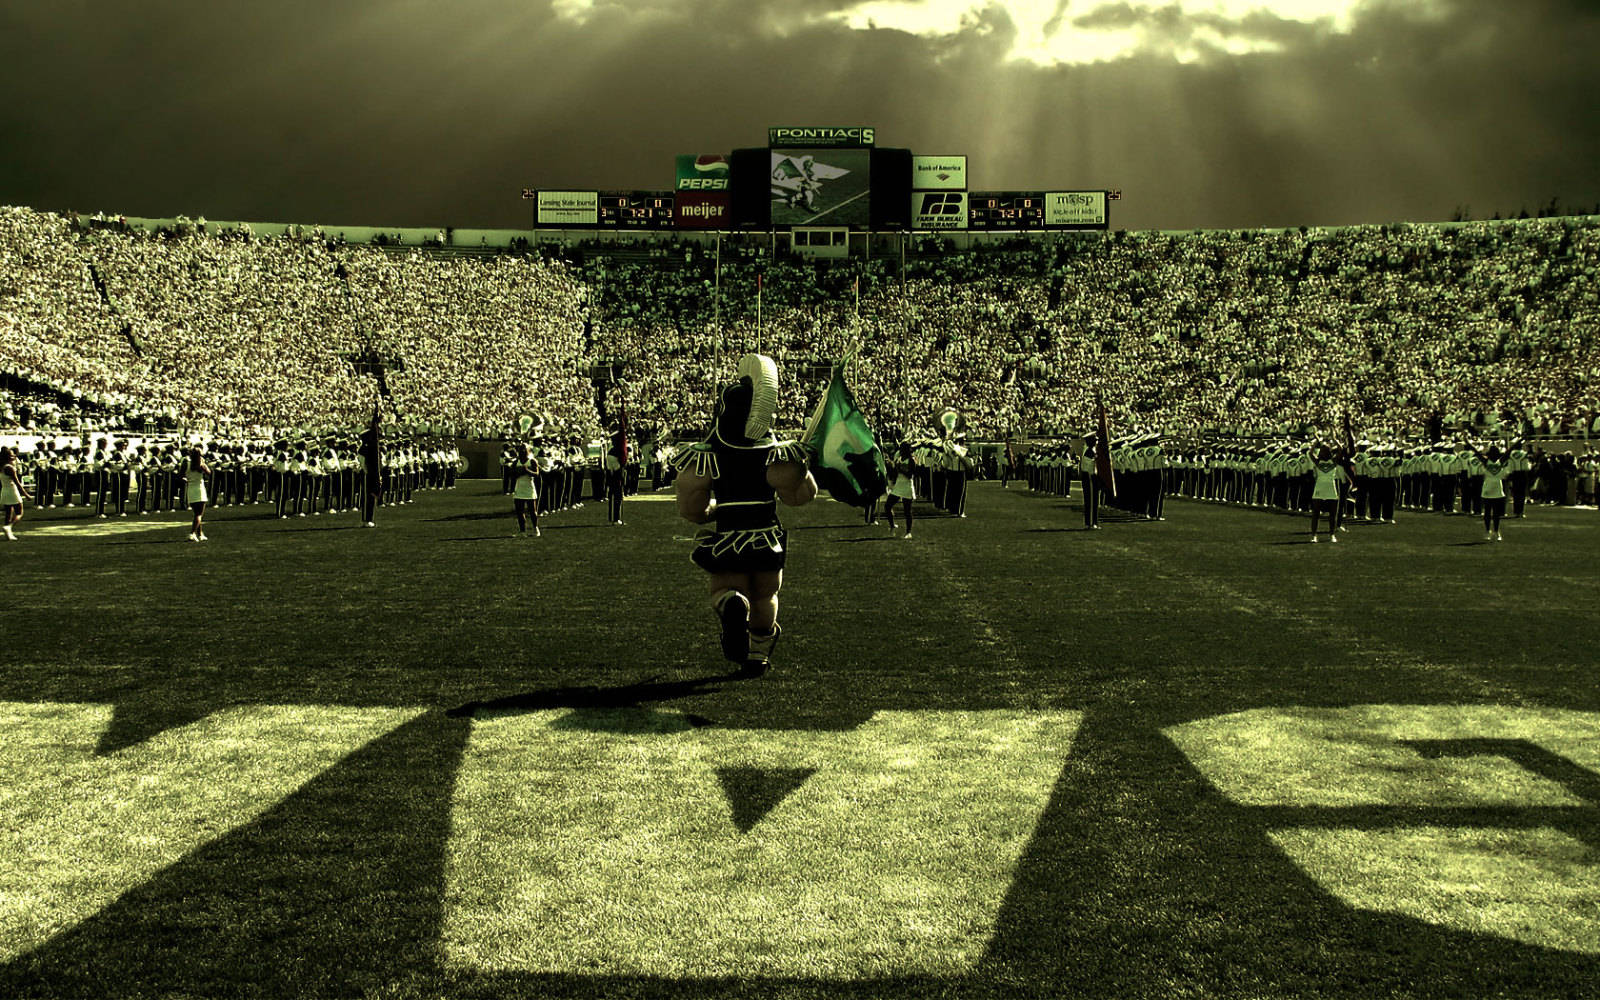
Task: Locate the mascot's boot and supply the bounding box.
[714,590,751,665]
[744,624,781,675]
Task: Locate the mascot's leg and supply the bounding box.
[708,572,752,665]
[744,570,784,673]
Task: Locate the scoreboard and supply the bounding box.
[600,191,675,228]
[968,192,1044,230]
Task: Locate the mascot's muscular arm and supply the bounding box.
[768,459,817,507]
[676,467,715,523]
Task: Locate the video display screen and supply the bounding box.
[769,148,871,227]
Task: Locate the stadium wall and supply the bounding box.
[91,213,1600,251]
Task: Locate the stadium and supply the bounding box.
[3,8,1600,997]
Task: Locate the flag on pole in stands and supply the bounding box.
[617,392,630,466]
[802,363,887,507]
[1095,392,1117,498]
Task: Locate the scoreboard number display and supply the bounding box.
[968,192,1044,230]
[599,191,676,228]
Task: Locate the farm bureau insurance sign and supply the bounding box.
[911,191,970,230]
[768,126,875,147]
[536,190,598,226]
[1045,190,1106,227]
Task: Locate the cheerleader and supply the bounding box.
[512,442,540,537]
[1306,443,1348,543]
[884,442,916,539]
[1468,443,1512,541]
[185,447,210,542]
[1,446,33,540]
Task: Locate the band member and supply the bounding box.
[360,408,382,528]
[605,429,627,525]
[674,354,817,675]
[1079,434,1101,530]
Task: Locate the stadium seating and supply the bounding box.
[3,205,1597,445]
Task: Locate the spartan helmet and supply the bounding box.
[714,353,779,445]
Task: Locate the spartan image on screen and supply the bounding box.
[770,149,871,226]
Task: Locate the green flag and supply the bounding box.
[802,364,887,507]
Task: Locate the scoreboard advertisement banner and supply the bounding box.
[767,126,875,147]
[1045,191,1107,228]
[968,192,1044,230]
[537,191,598,226]
[910,191,969,230]
[675,154,730,192]
[600,191,675,228]
[770,148,871,227]
[911,155,967,190]
[676,192,730,229]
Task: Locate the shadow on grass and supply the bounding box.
[425,510,509,522]
[979,707,1600,998]
[0,711,471,1000]
[271,525,368,534]
[445,671,745,726]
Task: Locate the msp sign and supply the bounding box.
[536,190,598,226]
[912,155,967,190]
[1045,190,1107,227]
[911,191,969,230]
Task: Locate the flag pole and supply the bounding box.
[713,233,721,363]
[851,276,860,387]
[756,272,763,356]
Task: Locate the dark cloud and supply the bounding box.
[0,0,1596,230]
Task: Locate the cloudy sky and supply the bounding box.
[1,0,1596,231]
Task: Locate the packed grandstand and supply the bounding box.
[3,204,1598,452]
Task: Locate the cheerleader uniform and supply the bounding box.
[1,461,23,507]
[186,465,209,508]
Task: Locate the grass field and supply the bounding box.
[1,480,1596,999]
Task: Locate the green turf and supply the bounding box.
[0,482,1596,999]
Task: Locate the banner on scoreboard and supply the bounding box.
[675,191,731,229]
[1045,191,1107,227]
[768,126,875,148]
[675,154,730,192]
[911,155,967,190]
[537,191,598,226]
[910,191,969,230]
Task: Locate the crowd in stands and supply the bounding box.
[1,207,593,443]
[4,204,1598,455]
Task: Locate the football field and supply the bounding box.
[1,481,1596,999]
